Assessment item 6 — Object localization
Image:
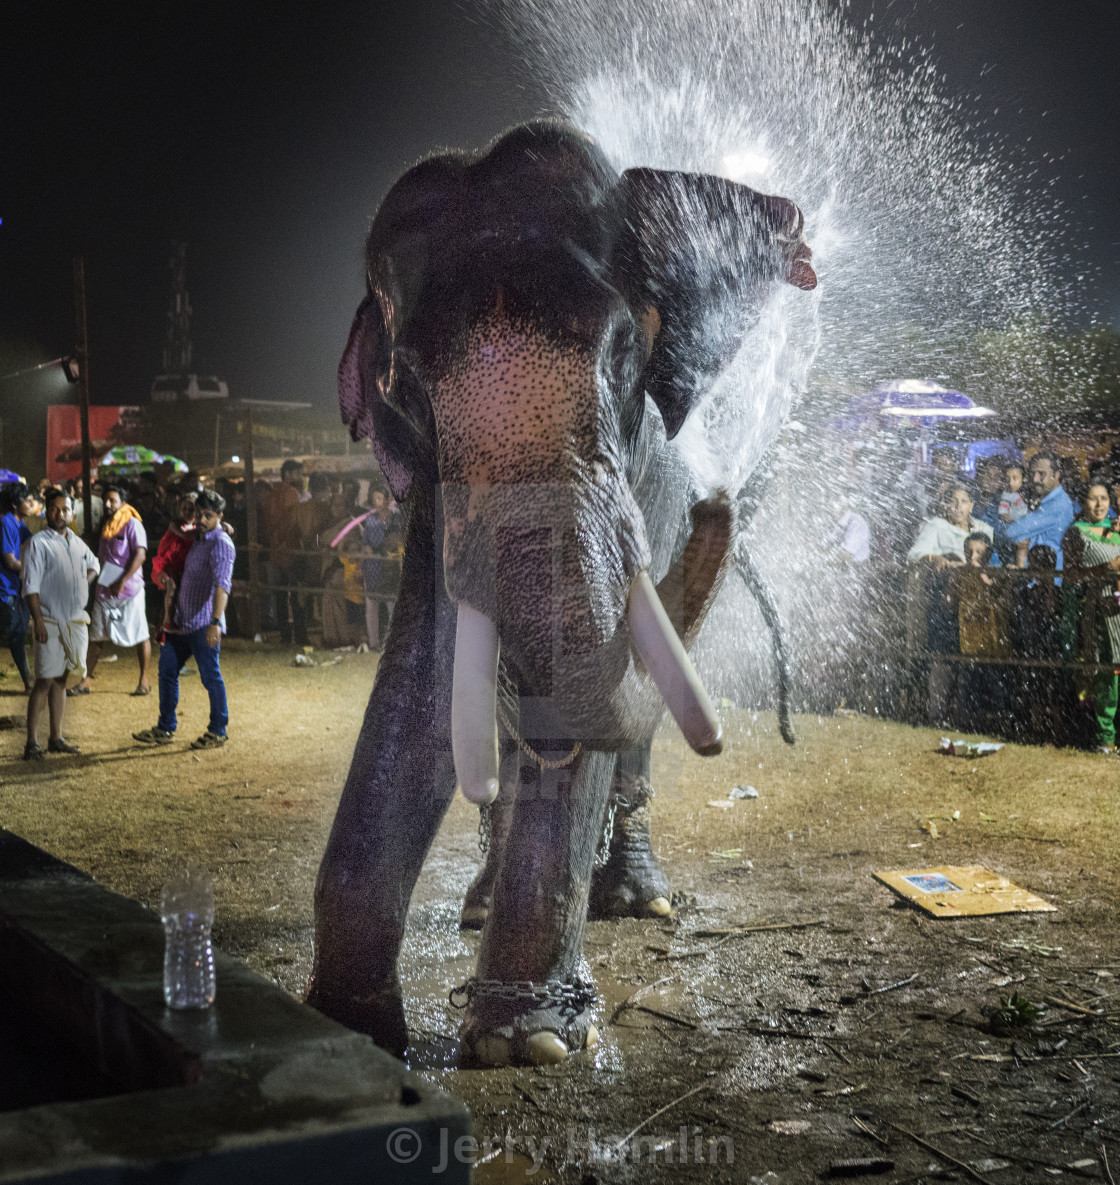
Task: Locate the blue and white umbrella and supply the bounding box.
[98,446,188,476]
[838,380,997,429]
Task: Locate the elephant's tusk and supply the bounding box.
[627,571,722,756]
[451,602,501,806]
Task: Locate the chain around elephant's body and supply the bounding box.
[495,701,582,771]
[596,775,654,867]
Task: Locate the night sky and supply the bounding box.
[3,0,1118,418]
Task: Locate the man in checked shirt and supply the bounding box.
[133,489,235,750]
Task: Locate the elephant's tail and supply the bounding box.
[736,547,795,746]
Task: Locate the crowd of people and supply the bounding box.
[903,449,1120,753]
[803,441,1120,753]
[259,459,402,649]
[2,480,233,761]
[0,461,403,761]
[10,444,1113,758]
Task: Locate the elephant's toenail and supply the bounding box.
[525,1031,569,1065]
[644,896,672,917]
[459,905,489,930]
[473,1035,511,1066]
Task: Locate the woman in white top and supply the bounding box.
[906,484,996,726]
[908,486,994,569]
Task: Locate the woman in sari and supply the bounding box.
[1062,483,1120,753]
[319,494,367,648]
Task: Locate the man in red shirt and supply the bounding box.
[151,490,199,634]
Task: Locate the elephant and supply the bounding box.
[307,120,815,1068]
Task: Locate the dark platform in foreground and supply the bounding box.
[0,829,468,1183]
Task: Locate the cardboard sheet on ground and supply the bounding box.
[874,865,1056,917]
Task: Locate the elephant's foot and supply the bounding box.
[305,975,408,1057]
[469,1023,600,1067]
[462,1015,600,1068]
[588,781,671,919]
[455,980,599,1067]
[589,853,671,918]
[459,874,492,930]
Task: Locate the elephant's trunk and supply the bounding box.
[434,310,733,791]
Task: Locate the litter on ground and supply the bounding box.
[874,865,1057,917]
[939,737,1004,757]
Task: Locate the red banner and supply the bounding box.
[46,405,139,483]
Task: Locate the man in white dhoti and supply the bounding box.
[22,489,100,760]
[70,484,151,697]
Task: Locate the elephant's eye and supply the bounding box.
[389,367,434,439]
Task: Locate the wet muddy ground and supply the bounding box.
[0,641,1117,1183]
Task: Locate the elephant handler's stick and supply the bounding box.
[609,975,678,1025]
[889,1124,993,1185]
[614,1081,712,1155]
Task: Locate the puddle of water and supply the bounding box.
[475,1150,557,1185]
[406,1031,462,1071]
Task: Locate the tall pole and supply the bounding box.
[73,258,93,539]
[243,407,260,637]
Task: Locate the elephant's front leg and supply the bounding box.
[589,743,672,918]
[307,485,457,1056]
[460,748,614,1066]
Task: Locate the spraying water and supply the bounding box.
[488,0,1079,712]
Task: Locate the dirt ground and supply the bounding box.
[1,639,1118,1183]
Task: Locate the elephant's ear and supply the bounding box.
[338,295,416,502]
[338,156,467,502]
[615,168,815,439]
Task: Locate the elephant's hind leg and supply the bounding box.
[588,743,671,919]
[459,735,517,930]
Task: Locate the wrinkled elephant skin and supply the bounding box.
[309,121,814,1066]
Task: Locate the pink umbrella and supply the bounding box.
[329,511,373,548]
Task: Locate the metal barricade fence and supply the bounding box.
[901,564,1120,673]
[883,563,1120,739]
[222,543,403,641]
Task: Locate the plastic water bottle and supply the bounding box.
[160,869,216,1009]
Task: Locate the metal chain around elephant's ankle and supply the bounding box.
[449,976,597,1019]
[496,702,581,771]
[477,802,492,855]
[594,797,618,869]
[594,775,655,868]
